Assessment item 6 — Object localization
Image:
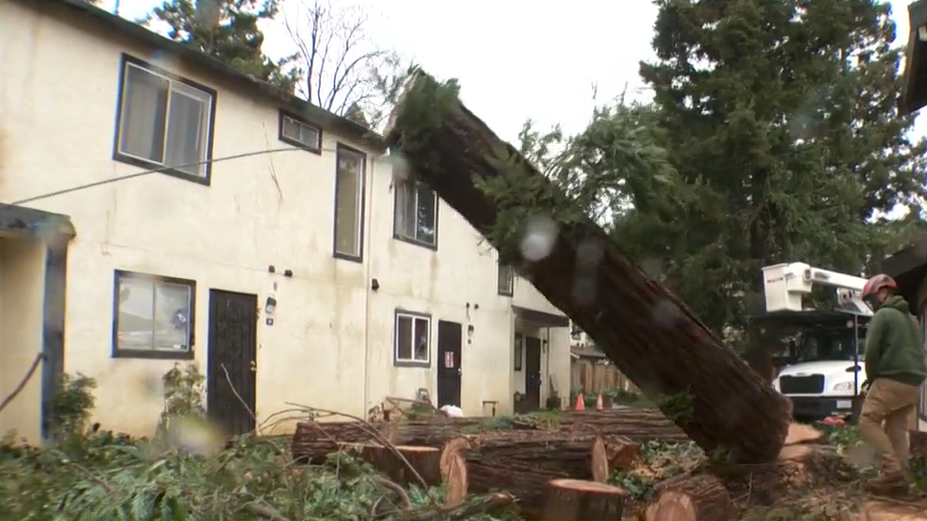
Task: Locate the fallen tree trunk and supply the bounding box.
[344,444,443,487]
[442,433,610,518]
[558,409,689,443]
[542,479,626,521]
[385,70,792,463]
[646,474,731,521]
[384,417,539,446]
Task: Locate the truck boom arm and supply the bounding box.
[762,262,871,316]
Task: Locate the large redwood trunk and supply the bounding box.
[385,71,792,463]
[290,421,380,463]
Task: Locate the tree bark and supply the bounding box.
[290,421,380,463]
[646,474,731,521]
[344,444,442,487]
[383,417,538,446]
[557,409,689,443]
[542,479,626,521]
[385,71,792,463]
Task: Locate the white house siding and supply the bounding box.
[0,0,571,440]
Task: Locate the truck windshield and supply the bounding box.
[794,329,861,363]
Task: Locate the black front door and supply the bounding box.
[524,336,542,411]
[436,320,463,407]
[207,289,257,437]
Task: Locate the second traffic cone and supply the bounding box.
[574,393,585,411]
[596,393,604,411]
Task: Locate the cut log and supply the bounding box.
[558,409,689,443]
[345,444,442,487]
[384,417,538,446]
[646,474,730,521]
[441,432,611,518]
[604,436,641,473]
[466,431,609,479]
[443,447,468,507]
[290,421,380,463]
[542,479,626,521]
[385,70,792,462]
[784,422,824,445]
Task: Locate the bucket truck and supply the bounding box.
[755,262,872,421]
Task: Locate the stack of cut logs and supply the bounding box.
[291,414,835,521]
[290,410,730,521]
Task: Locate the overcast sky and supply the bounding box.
[97,0,926,144]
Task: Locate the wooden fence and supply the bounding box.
[570,358,637,394]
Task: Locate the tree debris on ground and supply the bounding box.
[383,69,792,464]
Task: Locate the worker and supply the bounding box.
[858,274,927,494]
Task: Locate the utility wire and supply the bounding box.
[11,144,387,206]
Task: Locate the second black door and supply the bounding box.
[524,336,542,411]
[207,289,258,437]
[437,320,463,407]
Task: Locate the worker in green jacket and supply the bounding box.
[859,274,927,494]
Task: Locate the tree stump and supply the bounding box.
[346,444,442,487]
[541,479,626,521]
[646,474,731,521]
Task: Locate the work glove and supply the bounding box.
[860,380,871,394]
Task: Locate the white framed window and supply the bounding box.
[498,264,514,296]
[113,270,195,360]
[333,145,366,260]
[394,181,438,247]
[115,56,214,181]
[394,311,430,365]
[279,112,321,152]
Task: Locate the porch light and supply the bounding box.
[265,296,277,314]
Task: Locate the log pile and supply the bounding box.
[384,69,792,463]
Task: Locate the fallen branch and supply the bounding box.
[0,352,45,415]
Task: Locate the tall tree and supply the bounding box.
[282,0,408,126]
[145,0,299,93]
[624,0,927,336]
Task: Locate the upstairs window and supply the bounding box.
[114,55,215,183]
[333,145,366,260]
[279,111,322,153]
[498,264,514,296]
[394,181,438,248]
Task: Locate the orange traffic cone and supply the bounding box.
[574,393,585,411]
[596,393,604,411]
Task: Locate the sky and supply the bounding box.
[97,0,926,144]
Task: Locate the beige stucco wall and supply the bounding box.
[0,235,47,443]
[0,0,571,437]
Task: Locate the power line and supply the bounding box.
[11,144,387,205]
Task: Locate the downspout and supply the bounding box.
[361,153,378,418]
[545,326,551,405]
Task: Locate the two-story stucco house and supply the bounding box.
[0,0,571,442]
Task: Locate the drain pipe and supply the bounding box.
[361,154,379,418]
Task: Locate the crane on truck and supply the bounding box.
[753,262,872,422]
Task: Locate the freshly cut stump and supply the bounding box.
[347,444,442,486]
[784,423,824,445]
[443,451,468,507]
[542,479,626,521]
[647,474,730,521]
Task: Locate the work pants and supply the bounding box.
[859,378,920,473]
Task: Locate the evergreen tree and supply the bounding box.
[622,0,927,335]
[146,0,299,93]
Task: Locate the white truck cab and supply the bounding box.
[760,263,871,421]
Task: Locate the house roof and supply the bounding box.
[880,241,927,314]
[13,0,387,152]
[900,0,927,115]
